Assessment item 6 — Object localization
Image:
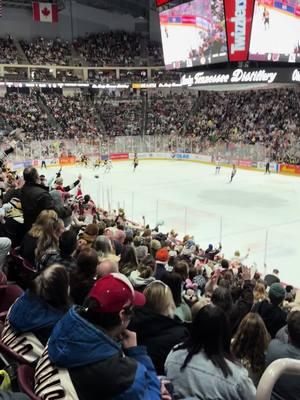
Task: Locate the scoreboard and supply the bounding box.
[157,0,300,69]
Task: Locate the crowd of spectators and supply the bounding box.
[0,144,298,398]
[146,93,195,136]
[20,37,72,66]
[99,97,144,136]
[0,32,164,69]
[73,31,163,67]
[0,24,299,400]
[0,88,299,162]
[0,36,20,64]
[42,93,101,139]
[151,69,182,83]
[185,88,300,162]
[119,69,148,83]
[0,93,53,140]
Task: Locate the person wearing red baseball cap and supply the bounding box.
[34,273,162,400]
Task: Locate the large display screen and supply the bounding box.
[249,0,300,63]
[156,0,172,6]
[159,0,228,69]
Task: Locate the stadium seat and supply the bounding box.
[0,284,23,321]
[0,340,29,365]
[17,365,41,400]
[9,248,37,289]
[0,271,7,286]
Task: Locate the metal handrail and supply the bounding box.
[256,358,300,400]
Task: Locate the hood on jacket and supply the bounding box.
[129,270,155,289]
[48,305,121,368]
[129,307,184,338]
[9,291,64,333]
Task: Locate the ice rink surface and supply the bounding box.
[42,160,300,286]
[250,4,300,56]
[161,25,203,65]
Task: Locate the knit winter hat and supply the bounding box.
[136,245,148,261]
[156,248,169,262]
[151,239,161,251]
[269,283,285,303]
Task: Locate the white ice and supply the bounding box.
[42,161,300,287]
[250,4,300,56]
[160,25,204,65]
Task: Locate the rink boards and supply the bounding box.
[9,152,300,177]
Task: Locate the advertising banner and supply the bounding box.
[175,153,190,160]
[181,68,299,87]
[13,162,25,170]
[257,162,277,172]
[23,160,33,167]
[109,153,129,160]
[279,164,300,175]
[59,156,76,166]
[239,160,253,167]
[129,153,171,159]
[224,0,254,61]
[190,154,212,163]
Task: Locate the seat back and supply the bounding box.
[0,271,7,286]
[7,247,26,282]
[17,364,41,400]
[0,340,29,365]
[0,284,23,315]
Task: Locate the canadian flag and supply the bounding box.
[32,2,58,23]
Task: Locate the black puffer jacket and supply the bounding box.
[129,306,188,375]
[20,183,54,229]
[252,300,287,338]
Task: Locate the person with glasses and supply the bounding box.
[34,273,162,400]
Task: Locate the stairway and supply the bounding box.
[182,96,199,135]
[38,96,60,130]
[14,40,28,64]
[94,98,106,133]
[71,46,85,67]
[142,94,148,136]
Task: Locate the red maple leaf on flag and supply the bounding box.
[41,7,50,17]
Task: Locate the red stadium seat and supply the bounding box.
[17,365,41,400]
[0,284,23,321]
[0,340,29,365]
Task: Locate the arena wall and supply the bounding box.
[0,3,138,41]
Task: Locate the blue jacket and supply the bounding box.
[34,306,161,400]
[1,291,64,363]
[9,291,64,336]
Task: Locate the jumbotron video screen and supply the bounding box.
[159,0,228,69]
[249,0,300,63]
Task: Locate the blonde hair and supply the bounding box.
[253,282,267,303]
[143,281,175,318]
[35,217,62,262]
[29,210,58,238]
